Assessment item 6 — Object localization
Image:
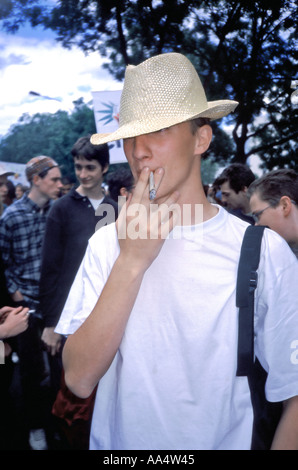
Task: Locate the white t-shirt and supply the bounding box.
[88,196,104,211]
[56,206,298,450]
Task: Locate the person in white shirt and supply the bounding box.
[57,53,298,450]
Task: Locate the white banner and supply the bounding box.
[92,90,127,165]
[0,161,27,186]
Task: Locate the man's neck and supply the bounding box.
[28,187,49,209]
[76,184,105,200]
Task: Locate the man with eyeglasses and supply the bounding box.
[248,169,298,258]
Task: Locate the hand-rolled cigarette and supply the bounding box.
[149,171,156,201]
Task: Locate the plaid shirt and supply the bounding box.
[0,193,52,307]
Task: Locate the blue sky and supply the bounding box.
[0,23,122,138]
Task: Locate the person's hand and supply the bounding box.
[116,167,180,272]
[0,306,29,339]
[41,327,62,356]
[11,290,24,303]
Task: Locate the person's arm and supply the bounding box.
[271,396,298,450]
[0,218,20,297]
[62,167,179,399]
[39,210,64,328]
[40,209,65,354]
[41,327,63,356]
[11,290,24,302]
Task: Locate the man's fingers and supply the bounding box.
[130,167,150,202]
[130,167,165,204]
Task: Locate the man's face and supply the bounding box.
[74,156,107,191]
[38,167,63,199]
[123,122,203,204]
[220,181,247,211]
[0,175,9,199]
[0,182,8,199]
[249,192,286,234]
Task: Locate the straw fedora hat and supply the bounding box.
[91,53,238,145]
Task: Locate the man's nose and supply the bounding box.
[79,167,89,178]
[132,135,152,161]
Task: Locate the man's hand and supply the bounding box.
[116,167,180,272]
[41,327,62,356]
[11,290,24,303]
[0,306,29,339]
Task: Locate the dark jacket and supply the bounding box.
[39,188,118,327]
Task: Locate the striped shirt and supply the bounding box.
[0,193,52,307]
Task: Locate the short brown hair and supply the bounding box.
[247,169,298,206]
[190,117,211,135]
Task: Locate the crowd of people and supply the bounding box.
[0,141,133,450]
[207,163,298,258]
[0,51,297,451]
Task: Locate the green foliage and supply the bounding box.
[0,0,297,170]
[0,99,96,179]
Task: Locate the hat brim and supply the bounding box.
[91,100,238,145]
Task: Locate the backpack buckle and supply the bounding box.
[249,271,258,292]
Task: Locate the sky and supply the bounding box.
[0,19,264,173]
[0,23,122,139]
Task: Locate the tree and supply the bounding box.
[1,0,297,170]
[0,99,96,179]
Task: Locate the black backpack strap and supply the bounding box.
[236,225,283,449]
[236,225,266,376]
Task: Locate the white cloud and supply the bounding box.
[0,29,122,137]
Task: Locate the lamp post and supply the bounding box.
[29,91,62,102]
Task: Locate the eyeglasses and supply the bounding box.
[251,205,272,223]
[251,200,297,223]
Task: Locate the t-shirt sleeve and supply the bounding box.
[254,229,298,402]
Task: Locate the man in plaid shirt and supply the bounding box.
[0,155,62,449]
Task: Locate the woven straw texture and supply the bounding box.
[91,53,238,145]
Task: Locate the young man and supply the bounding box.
[39,136,118,363]
[38,136,118,448]
[0,155,62,449]
[57,53,298,450]
[215,163,256,224]
[0,156,62,307]
[248,168,298,257]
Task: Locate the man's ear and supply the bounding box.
[194,124,213,156]
[102,164,109,175]
[119,187,128,197]
[280,195,293,217]
[31,174,40,186]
